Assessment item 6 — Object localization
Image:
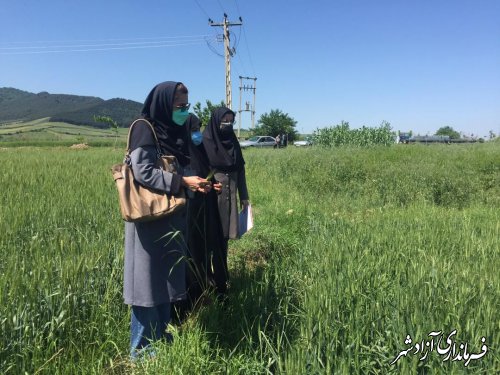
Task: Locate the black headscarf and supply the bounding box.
[202,107,245,172]
[185,114,210,177]
[136,81,190,166]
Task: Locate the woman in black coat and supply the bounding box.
[202,107,250,299]
[123,82,211,358]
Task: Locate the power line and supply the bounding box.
[192,0,212,20]
[0,34,212,46]
[235,50,248,77]
[0,36,212,51]
[205,36,224,58]
[205,28,241,60]
[216,0,227,14]
[233,0,242,16]
[232,29,241,53]
[0,39,215,55]
[241,25,256,76]
[232,0,255,76]
[192,0,225,59]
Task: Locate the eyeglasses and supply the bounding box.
[174,103,191,111]
[220,120,236,127]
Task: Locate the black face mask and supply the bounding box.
[220,122,234,135]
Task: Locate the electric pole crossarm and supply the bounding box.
[209,22,242,26]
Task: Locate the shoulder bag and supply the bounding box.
[111,119,186,222]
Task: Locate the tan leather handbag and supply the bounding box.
[111,119,186,222]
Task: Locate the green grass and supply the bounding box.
[0,118,128,147]
[0,143,499,374]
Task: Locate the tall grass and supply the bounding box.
[244,144,499,374]
[0,143,498,373]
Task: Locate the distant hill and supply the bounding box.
[50,98,143,128]
[0,87,142,128]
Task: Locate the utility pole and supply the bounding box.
[238,76,257,138]
[209,14,242,110]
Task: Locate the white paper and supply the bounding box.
[238,204,254,237]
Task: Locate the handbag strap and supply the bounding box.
[125,119,162,158]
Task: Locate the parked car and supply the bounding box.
[294,137,313,147]
[239,136,276,148]
[397,132,411,144]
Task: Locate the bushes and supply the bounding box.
[312,121,394,147]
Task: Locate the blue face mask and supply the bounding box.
[191,131,202,145]
[172,109,189,126]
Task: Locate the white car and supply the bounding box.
[239,136,276,148]
[294,137,313,147]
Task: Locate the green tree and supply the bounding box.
[435,126,460,139]
[192,100,225,128]
[94,115,119,148]
[253,109,298,141]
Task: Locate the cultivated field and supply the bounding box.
[0,118,128,146]
[0,143,498,374]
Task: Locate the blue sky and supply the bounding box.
[1,0,499,138]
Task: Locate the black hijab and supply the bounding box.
[138,81,190,166]
[185,114,210,177]
[202,107,245,172]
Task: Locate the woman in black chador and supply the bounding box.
[182,114,225,307]
[202,107,250,299]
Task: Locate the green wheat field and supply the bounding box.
[0,143,499,374]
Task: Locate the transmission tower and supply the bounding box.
[209,14,242,109]
[238,76,257,138]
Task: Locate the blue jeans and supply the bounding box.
[130,303,172,359]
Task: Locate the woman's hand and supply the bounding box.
[213,182,223,194]
[182,176,212,193]
[240,199,250,210]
